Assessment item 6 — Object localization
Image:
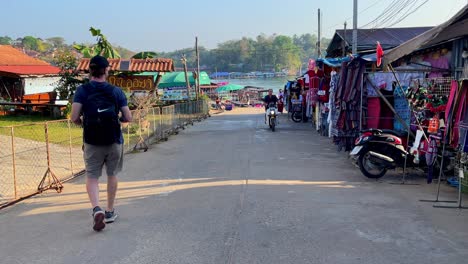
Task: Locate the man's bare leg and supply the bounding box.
[107,176,118,211]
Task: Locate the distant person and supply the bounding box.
[71,55,132,232]
[215,96,221,110]
[278,89,284,113]
[278,89,284,99]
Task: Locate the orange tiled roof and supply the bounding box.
[0,65,60,75]
[76,58,174,72]
[0,45,50,66]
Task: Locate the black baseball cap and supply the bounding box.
[89,55,109,69]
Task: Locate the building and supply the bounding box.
[326,27,433,58]
[0,45,60,103]
[76,57,174,92]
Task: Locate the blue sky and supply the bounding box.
[2,0,466,52]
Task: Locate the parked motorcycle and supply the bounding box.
[291,102,302,123]
[350,128,453,178]
[267,103,278,132]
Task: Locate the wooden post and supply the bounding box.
[182,54,191,101]
[195,36,201,100]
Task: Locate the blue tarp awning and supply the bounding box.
[316,57,354,67]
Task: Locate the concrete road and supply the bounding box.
[1,108,468,264]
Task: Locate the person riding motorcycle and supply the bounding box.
[264,89,278,109]
[264,89,278,123]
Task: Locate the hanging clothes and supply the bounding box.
[393,85,410,132]
[367,98,381,129]
[331,59,365,151]
[451,82,467,148]
[444,80,458,142]
[328,71,338,138]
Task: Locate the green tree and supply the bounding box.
[46,37,66,49]
[0,36,12,45]
[132,51,157,59]
[54,49,83,100]
[22,36,40,50]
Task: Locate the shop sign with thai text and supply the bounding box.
[108,75,154,91]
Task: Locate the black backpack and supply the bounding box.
[82,82,120,145]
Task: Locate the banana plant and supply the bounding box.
[73,27,120,59]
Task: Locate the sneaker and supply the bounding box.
[105,210,118,224]
[92,206,106,232]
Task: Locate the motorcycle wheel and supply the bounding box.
[270,117,276,132]
[358,151,387,178]
[291,111,302,123]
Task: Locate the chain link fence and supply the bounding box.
[0,100,209,208]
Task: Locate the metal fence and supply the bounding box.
[0,100,209,208]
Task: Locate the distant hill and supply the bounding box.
[0,33,331,73]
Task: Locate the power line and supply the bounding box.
[361,0,407,28]
[386,0,429,27]
[374,0,416,28]
[325,0,385,32]
[373,0,413,28]
[360,0,429,29]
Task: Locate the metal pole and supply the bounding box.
[359,73,363,131]
[434,142,446,200]
[67,120,74,176]
[318,9,321,58]
[352,0,358,55]
[196,36,201,100]
[10,127,17,200]
[343,22,347,57]
[45,123,52,179]
[402,119,411,181]
[182,54,191,101]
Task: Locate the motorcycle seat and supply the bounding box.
[361,128,407,138]
[380,129,408,138]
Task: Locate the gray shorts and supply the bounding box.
[83,143,123,178]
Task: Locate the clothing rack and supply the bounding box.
[432,80,468,209]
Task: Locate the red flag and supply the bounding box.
[376,41,384,67]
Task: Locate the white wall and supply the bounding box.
[23,76,60,95]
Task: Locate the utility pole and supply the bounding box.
[181,54,191,101]
[317,8,321,58]
[352,0,358,54]
[343,21,347,57]
[195,36,201,100]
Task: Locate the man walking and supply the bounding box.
[71,55,132,232]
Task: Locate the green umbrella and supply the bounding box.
[159,72,211,88]
[216,84,244,92]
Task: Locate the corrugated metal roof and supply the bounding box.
[384,5,468,65]
[0,65,60,76]
[0,45,51,66]
[327,27,433,57]
[76,58,174,72]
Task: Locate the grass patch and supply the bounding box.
[0,114,180,146]
[0,115,56,127]
[0,120,83,146]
